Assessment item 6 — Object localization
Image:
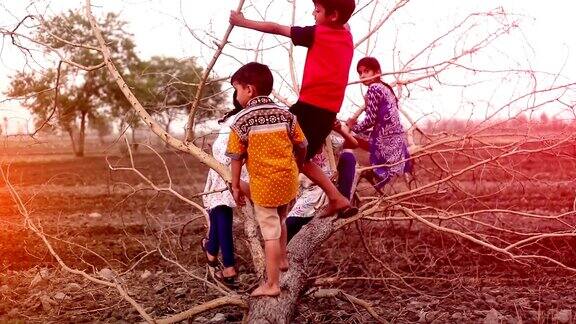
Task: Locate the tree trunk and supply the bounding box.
[164,115,172,149]
[131,126,139,152]
[66,126,78,156]
[246,216,335,323]
[76,112,87,157]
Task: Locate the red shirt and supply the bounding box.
[291,25,353,113]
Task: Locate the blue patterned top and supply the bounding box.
[352,82,411,187]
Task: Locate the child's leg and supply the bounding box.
[217,206,236,275]
[278,205,289,271]
[251,238,281,297]
[355,135,370,151]
[291,102,353,217]
[286,216,313,242]
[205,207,222,259]
[337,150,357,200]
[300,161,350,217]
[252,205,283,297]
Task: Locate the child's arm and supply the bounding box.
[294,144,307,169]
[230,159,245,206]
[230,11,291,37]
[290,121,308,168]
[226,128,248,206]
[346,106,365,128]
[333,121,358,148]
[351,86,384,134]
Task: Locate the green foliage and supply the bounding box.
[134,56,224,122]
[6,10,224,155]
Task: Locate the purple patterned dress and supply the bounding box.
[352,82,411,188]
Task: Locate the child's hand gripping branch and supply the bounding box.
[229,11,291,37]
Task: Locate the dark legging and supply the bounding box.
[205,205,235,267]
[287,151,358,242]
[286,216,313,242]
[337,151,357,200]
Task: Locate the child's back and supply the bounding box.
[292,23,353,113]
[228,96,306,207]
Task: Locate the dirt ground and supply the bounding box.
[1,135,576,323]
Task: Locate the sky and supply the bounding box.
[0,0,575,135]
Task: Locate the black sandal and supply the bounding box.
[200,238,219,268]
[214,270,238,288]
[337,206,359,219]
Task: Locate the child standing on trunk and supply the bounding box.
[226,62,307,297]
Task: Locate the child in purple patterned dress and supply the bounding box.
[346,57,412,188]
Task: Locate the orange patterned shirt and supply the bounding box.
[226,96,307,207]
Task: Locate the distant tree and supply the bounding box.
[5,11,139,156]
[114,56,224,137]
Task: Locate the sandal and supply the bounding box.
[200,238,219,268]
[214,269,238,288]
[337,205,359,219]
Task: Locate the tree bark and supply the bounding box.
[84,2,316,321]
[66,126,78,157]
[76,111,87,157]
[131,126,139,152]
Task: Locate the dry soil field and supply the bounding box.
[1,134,576,323]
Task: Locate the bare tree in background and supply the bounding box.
[2,0,576,322]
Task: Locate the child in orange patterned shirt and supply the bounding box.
[226,62,307,297]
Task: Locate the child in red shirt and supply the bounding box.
[230,0,357,218]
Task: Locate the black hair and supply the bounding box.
[230,62,273,96]
[357,56,381,74]
[313,0,356,25]
[357,57,398,103]
[218,90,243,124]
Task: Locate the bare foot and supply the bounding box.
[251,283,281,297]
[318,198,350,218]
[221,266,237,277]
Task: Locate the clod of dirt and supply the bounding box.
[209,313,226,323]
[141,270,152,280]
[238,274,250,283]
[30,269,51,287]
[153,283,166,293]
[39,295,57,311]
[408,300,427,309]
[483,294,498,308]
[0,285,9,293]
[418,310,439,322]
[53,292,67,301]
[7,309,19,318]
[174,287,187,298]
[65,283,82,291]
[451,312,463,320]
[98,268,116,281]
[88,212,102,218]
[193,316,208,323]
[514,297,530,308]
[483,308,501,324]
[553,309,572,323]
[30,273,44,287]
